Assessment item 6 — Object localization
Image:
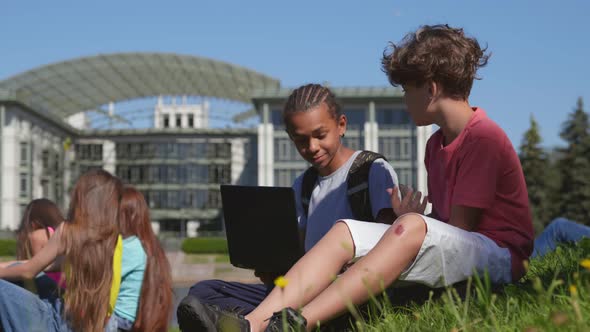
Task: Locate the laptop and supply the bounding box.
[220,185,304,274]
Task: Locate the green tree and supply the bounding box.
[519,115,551,232]
[558,97,590,224]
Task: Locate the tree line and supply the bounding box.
[519,97,590,233]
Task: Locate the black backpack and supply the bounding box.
[301,151,387,222]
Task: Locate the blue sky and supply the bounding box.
[1,0,588,148]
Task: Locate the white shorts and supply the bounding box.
[339,215,512,288]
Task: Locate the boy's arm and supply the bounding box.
[0,225,63,280]
[368,159,400,221]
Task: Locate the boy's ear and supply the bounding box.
[338,114,347,135]
[428,81,442,99]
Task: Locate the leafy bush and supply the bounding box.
[0,239,17,257]
[181,237,228,254]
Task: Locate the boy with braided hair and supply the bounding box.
[177,83,402,330]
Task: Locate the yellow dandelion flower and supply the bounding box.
[569,285,578,296]
[580,259,590,270]
[274,276,289,289]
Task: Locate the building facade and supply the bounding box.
[0,53,431,235]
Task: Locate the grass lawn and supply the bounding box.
[346,239,590,331]
[182,253,230,264]
[5,242,590,331]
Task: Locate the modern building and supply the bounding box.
[0,52,430,235]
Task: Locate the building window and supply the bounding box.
[378,137,395,160]
[400,138,411,160]
[397,168,416,188]
[41,179,50,198]
[19,173,28,198]
[274,170,293,187]
[163,115,170,128]
[168,166,178,183]
[168,191,179,209]
[275,139,290,161]
[20,142,29,167]
[343,109,365,129]
[343,136,362,151]
[215,143,231,159]
[188,114,194,128]
[92,144,103,161]
[149,191,160,209]
[42,150,50,169]
[271,110,284,127]
[167,143,178,159]
[130,144,141,159]
[206,190,221,209]
[130,166,141,183]
[116,143,129,158]
[176,115,182,128]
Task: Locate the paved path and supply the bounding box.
[167,251,259,328]
[166,251,258,286]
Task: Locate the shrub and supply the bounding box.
[181,237,228,254]
[0,239,17,257]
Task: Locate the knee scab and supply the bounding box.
[393,224,405,235]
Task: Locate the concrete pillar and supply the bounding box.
[416,125,433,213]
[103,140,116,174]
[1,112,20,230]
[230,139,246,184]
[257,103,274,186]
[364,101,378,151]
[187,220,200,238]
[151,221,160,235]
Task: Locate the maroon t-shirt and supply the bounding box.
[425,108,534,281]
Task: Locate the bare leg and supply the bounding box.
[246,222,355,331]
[300,214,426,330]
[247,214,426,331]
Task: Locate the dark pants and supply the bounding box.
[188,279,273,315]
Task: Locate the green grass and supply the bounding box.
[182,254,230,264]
[345,239,590,331]
[181,237,228,254]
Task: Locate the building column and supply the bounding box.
[364,101,378,151]
[230,138,246,184]
[416,125,432,196]
[257,103,274,186]
[103,140,116,174]
[1,111,20,230]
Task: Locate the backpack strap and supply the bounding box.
[108,235,123,317]
[300,166,319,219]
[346,151,387,222]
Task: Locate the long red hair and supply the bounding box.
[119,186,173,332]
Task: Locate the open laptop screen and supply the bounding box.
[220,185,304,274]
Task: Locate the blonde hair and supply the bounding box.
[62,169,123,332]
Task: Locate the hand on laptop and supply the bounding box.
[254,270,282,287]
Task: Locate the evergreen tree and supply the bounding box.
[558,97,590,224]
[519,115,551,233]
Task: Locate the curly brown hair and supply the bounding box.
[381,24,490,100]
